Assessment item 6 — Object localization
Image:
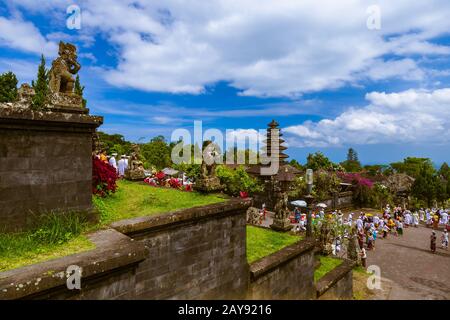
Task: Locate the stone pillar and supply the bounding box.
[0,105,103,232]
[347,227,358,262]
[270,180,292,232]
[305,194,314,238]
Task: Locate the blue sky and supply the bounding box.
[1,0,450,165]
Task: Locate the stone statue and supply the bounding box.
[49,41,81,94]
[270,179,292,231]
[194,141,222,193]
[247,207,261,225]
[17,83,35,103]
[347,226,358,262]
[125,144,146,181]
[45,41,85,111]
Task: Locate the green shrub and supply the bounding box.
[31,55,49,110]
[29,212,88,245]
[216,165,263,196]
[0,71,18,102]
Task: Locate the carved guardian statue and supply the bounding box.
[49,41,81,94]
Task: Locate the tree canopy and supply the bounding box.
[32,55,49,110]
[341,148,362,172]
[0,71,18,103]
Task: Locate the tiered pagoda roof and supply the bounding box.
[261,119,289,163]
[246,120,300,178]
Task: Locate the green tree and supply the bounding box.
[341,148,362,172]
[447,178,450,200]
[32,55,49,110]
[438,162,450,180]
[347,148,358,162]
[97,132,133,155]
[364,164,388,176]
[435,178,447,205]
[411,166,437,207]
[141,135,172,170]
[390,157,435,179]
[306,152,334,171]
[0,71,18,102]
[224,147,259,165]
[289,159,304,171]
[215,165,263,196]
[313,170,342,201]
[74,75,87,108]
[290,170,341,201]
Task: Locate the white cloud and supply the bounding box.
[362,59,425,81]
[91,99,317,120]
[85,0,450,96]
[285,88,450,147]
[0,58,38,83]
[0,16,57,56]
[6,0,450,97]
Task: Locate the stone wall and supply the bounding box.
[0,106,102,231]
[247,239,316,300]
[111,198,252,299]
[320,191,353,211]
[0,229,146,300]
[1,200,326,300]
[316,259,355,300]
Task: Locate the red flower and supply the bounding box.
[168,178,182,189]
[155,171,166,181]
[239,191,249,198]
[92,156,118,197]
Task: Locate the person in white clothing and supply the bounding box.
[442,230,449,250]
[348,212,353,225]
[118,155,127,177]
[440,211,448,225]
[373,215,380,226]
[412,211,419,227]
[356,217,363,231]
[109,153,118,173]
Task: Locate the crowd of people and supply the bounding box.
[94,150,129,177]
[287,204,449,264]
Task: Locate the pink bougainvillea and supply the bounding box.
[338,172,374,188]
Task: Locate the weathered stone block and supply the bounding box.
[0,105,102,232]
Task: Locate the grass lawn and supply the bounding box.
[314,256,343,282]
[246,225,301,264]
[0,234,94,272]
[93,180,226,224]
[352,266,377,300]
[0,211,95,272]
[1,180,225,273]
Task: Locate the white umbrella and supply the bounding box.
[162,168,179,176]
[316,203,327,208]
[291,200,307,207]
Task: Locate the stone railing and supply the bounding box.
[247,239,316,300]
[315,259,355,300]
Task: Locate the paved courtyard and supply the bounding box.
[366,223,450,300]
[257,208,450,299]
